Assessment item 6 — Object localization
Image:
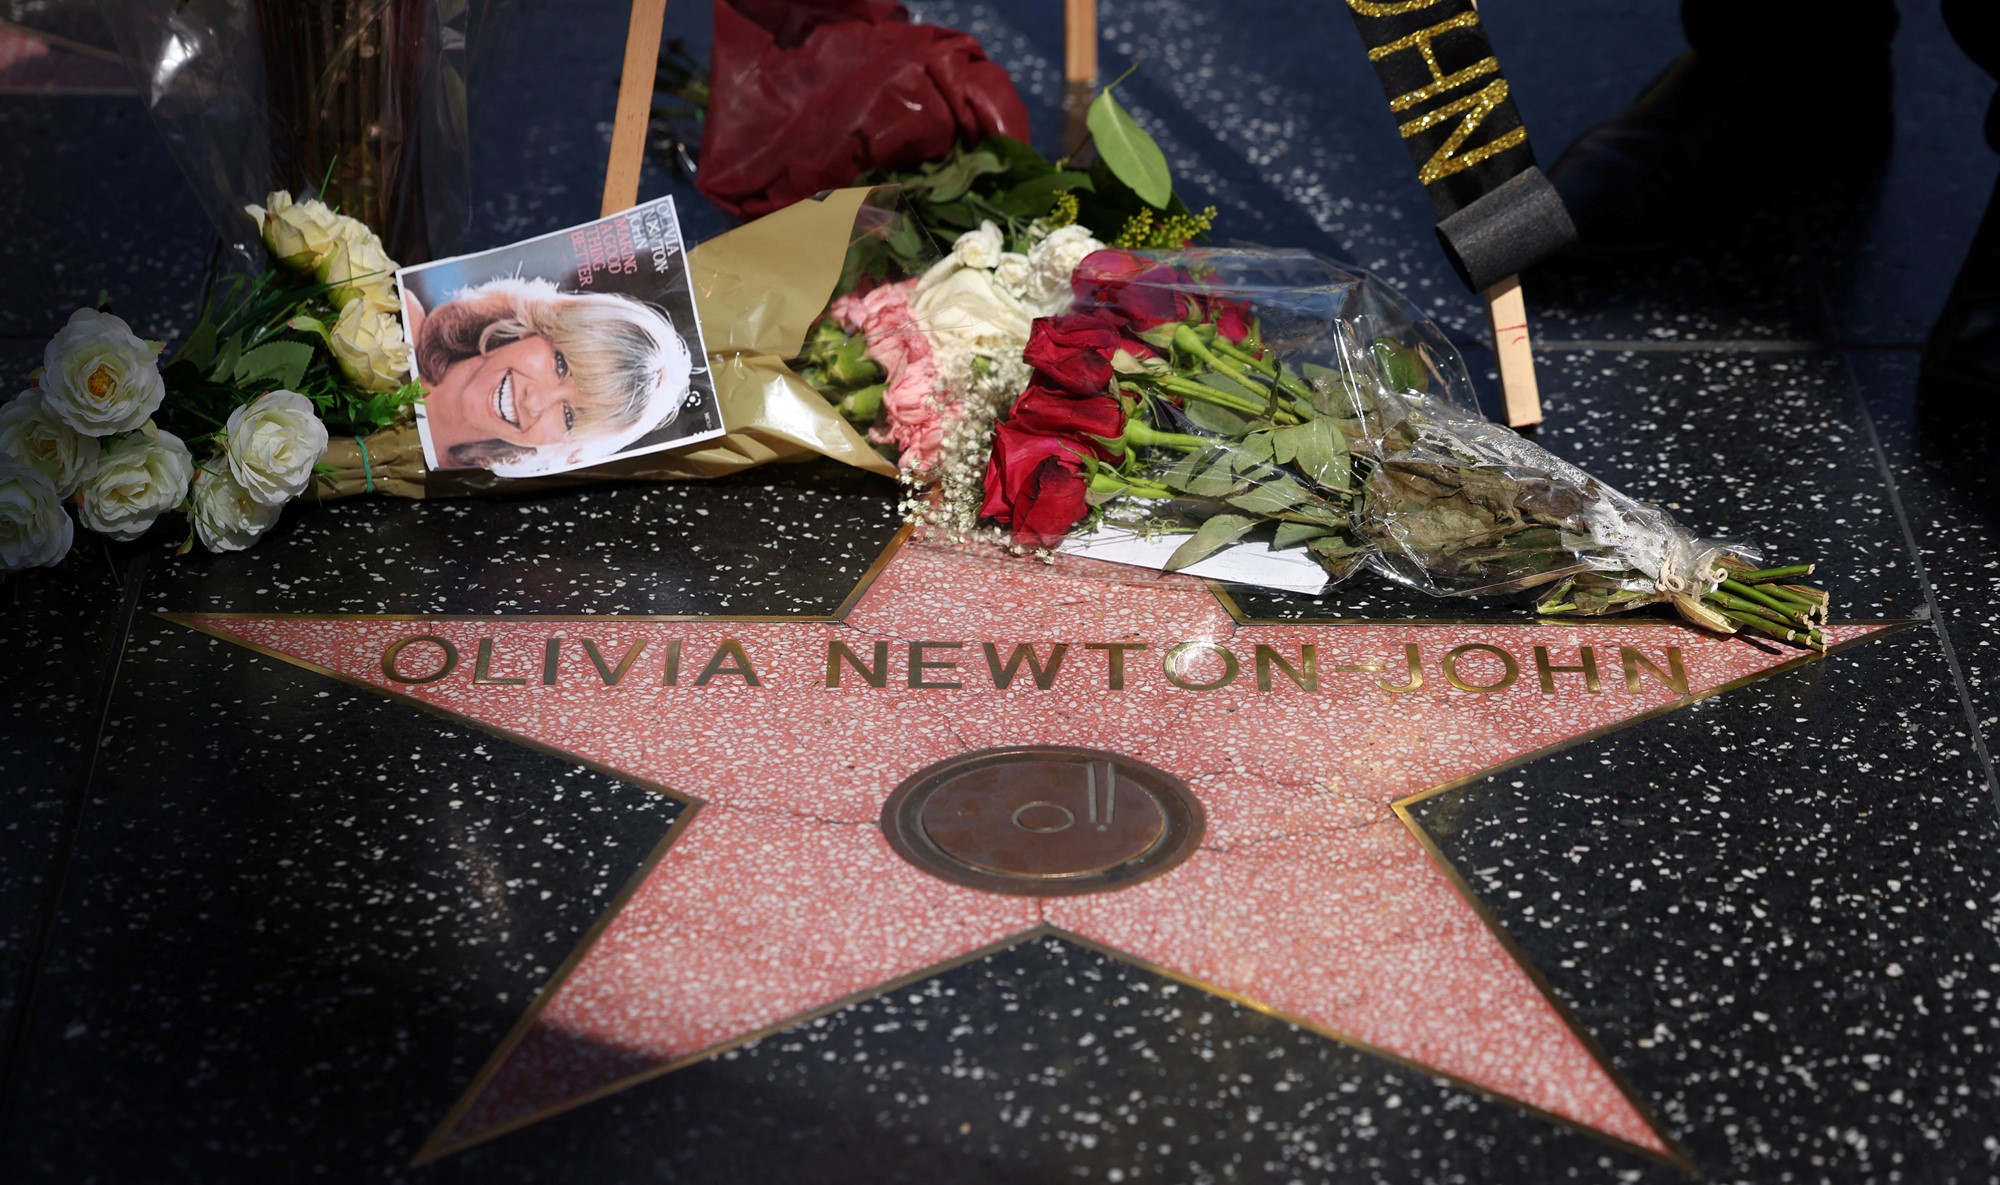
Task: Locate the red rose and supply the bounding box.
[1021,311,1151,397]
[1212,297,1252,343]
[980,422,1093,547]
[1007,380,1125,454]
[1070,248,1185,328]
[698,0,1032,219]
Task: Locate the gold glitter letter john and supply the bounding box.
[1399,78,1527,183]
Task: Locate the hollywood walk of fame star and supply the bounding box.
[165,533,1900,1168]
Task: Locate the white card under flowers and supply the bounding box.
[1058,525,1331,595]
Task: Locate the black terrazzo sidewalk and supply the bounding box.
[2,3,1996,1183]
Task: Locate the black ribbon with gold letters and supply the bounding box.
[1345,0,1574,292]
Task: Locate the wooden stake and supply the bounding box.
[1465,0,1542,428]
[1484,274,1542,427]
[601,0,670,217]
[1065,0,1098,83]
[1063,0,1097,148]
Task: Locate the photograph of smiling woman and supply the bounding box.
[412,277,695,475]
[396,196,724,478]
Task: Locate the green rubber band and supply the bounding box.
[354,436,374,493]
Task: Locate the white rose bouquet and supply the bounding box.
[0,191,417,570]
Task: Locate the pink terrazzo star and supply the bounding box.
[170,538,1896,1166]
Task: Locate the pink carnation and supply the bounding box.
[830,279,951,473]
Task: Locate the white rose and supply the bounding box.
[40,308,165,437]
[912,267,1035,363]
[224,390,329,506]
[951,220,1005,270]
[190,465,283,553]
[316,221,400,312]
[329,299,414,393]
[245,190,345,273]
[76,428,193,542]
[0,389,97,497]
[1027,224,1106,310]
[992,251,1033,299]
[0,456,73,570]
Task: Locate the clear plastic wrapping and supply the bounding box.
[980,246,1751,623]
[103,0,477,266]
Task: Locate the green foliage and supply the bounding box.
[159,267,418,440]
[1086,82,1172,209]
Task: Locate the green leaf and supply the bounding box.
[1086,85,1172,209]
[211,334,245,383]
[1181,399,1248,436]
[286,315,332,348]
[232,341,314,392]
[1165,513,1257,571]
[925,201,978,230]
[1371,336,1429,393]
[178,320,218,370]
[998,170,1095,219]
[909,149,1005,203]
[1185,453,1244,498]
[1232,430,1276,465]
[978,134,1055,176]
[1307,535,1369,580]
[1226,480,1309,516]
[1288,419,1351,492]
[1273,522,1338,550]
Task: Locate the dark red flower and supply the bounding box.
[1007,380,1125,455]
[980,422,1094,547]
[1021,311,1151,397]
[1212,297,1252,343]
[1070,249,1185,328]
[697,0,1031,219]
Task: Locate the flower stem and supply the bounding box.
[1730,562,1815,583]
[1126,375,1299,425]
[1122,420,1209,453]
[1719,577,1813,624]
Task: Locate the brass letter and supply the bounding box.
[1620,646,1689,696]
[1254,644,1318,692]
[983,643,1069,690]
[1085,642,1149,691]
[580,638,647,686]
[660,640,681,687]
[1164,641,1241,691]
[827,640,889,688]
[473,638,526,686]
[694,639,762,687]
[1376,643,1425,693]
[909,641,963,689]
[542,638,561,685]
[1533,645,1601,694]
[1444,643,1519,692]
[382,636,458,685]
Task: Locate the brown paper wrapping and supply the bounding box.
[311,187,895,500]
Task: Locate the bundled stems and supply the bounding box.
[1081,289,1833,652]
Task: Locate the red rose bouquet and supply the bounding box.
[947,247,1830,649]
[696,0,1032,219]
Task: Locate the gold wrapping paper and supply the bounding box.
[311,187,895,500]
